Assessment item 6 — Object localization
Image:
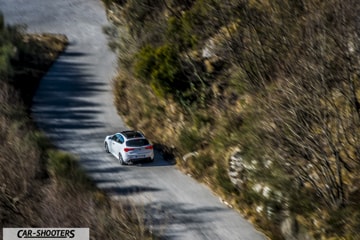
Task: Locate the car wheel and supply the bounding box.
[105,142,110,153]
[119,153,125,165]
[148,157,154,163]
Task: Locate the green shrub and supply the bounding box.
[240,188,262,206]
[134,45,156,83]
[182,0,223,43]
[134,44,188,97]
[211,113,244,151]
[122,0,164,37]
[216,163,235,194]
[178,128,203,153]
[47,150,94,189]
[0,13,21,80]
[26,131,52,178]
[0,44,15,79]
[30,131,52,150]
[166,16,197,49]
[192,110,214,129]
[188,153,214,178]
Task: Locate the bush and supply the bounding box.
[166,16,197,49]
[181,0,224,44]
[134,45,156,83]
[178,128,203,153]
[216,163,236,194]
[122,0,164,38]
[188,153,215,178]
[0,43,15,79]
[47,150,94,190]
[134,44,188,97]
[0,13,20,80]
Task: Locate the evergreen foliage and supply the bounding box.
[134,44,188,97]
[0,14,19,80]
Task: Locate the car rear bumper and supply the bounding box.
[124,152,154,163]
[127,157,153,164]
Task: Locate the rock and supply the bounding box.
[202,39,215,59]
[281,217,299,240]
[228,149,257,189]
[228,149,246,187]
[281,216,313,240]
[182,152,198,162]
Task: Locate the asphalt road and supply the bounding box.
[0,1,266,239]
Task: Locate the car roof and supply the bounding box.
[120,130,144,139]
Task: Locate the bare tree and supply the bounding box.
[260,0,360,210]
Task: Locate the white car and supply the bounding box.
[104,130,154,165]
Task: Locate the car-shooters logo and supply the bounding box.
[18,229,75,238]
[3,228,89,240]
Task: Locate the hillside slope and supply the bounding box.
[104,0,360,239]
[0,13,152,240]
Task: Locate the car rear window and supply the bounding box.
[126,139,150,147]
[122,131,143,138]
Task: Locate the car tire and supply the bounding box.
[119,153,125,165]
[105,142,110,153]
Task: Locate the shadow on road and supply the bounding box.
[32,50,107,141]
[101,185,161,196]
[131,149,176,167]
[141,201,232,239]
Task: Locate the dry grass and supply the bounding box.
[0,33,153,239]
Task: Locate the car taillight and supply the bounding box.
[124,148,135,152]
[145,145,153,150]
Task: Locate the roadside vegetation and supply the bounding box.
[0,14,153,240]
[103,0,360,239]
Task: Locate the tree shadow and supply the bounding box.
[142,202,230,239]
[101,185,161,196]
[133,147,176,167]
[32,50,108,142]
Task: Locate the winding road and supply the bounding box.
[0,1,266,239]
